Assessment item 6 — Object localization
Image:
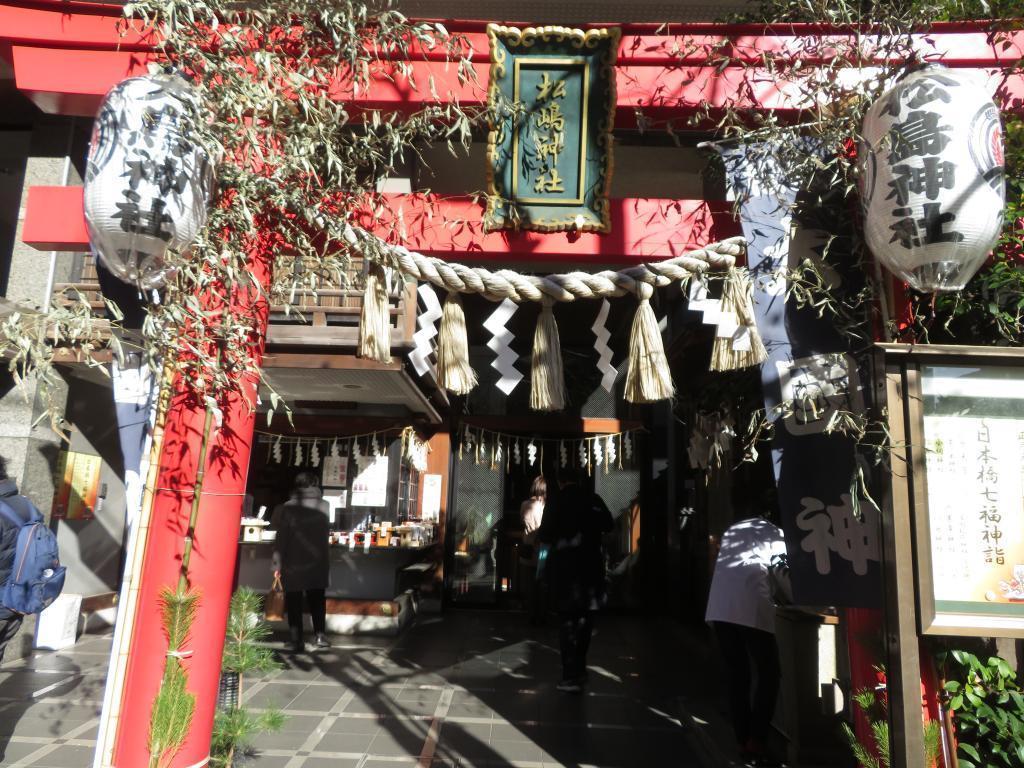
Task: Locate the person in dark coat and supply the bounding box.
[272,472,331,652]
[537,468,613,693]
[0,457,37,663]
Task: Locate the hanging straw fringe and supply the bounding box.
[710,268,768,372]
[530,299,566,411]
[357,263,392,363]
[436,292,478,395]
[624,284,675,403]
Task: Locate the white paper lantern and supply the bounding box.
[860,65,1005,292]
[84,72,215,290]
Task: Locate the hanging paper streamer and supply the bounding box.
[310,441,321,468]
[294,440,304,466]
[514,439,522,465]
[527,440,537,467]
[330,439,339,458]
[483,298,523,395]
[272,437,283,464]
[624,432,633,461]
[688,277,722,325]
[353,438,363,460]
[372,433,382,457]
[409,283,443,378]
[591,299,618,393]
[560,441,568,468]
[607,435,616,467]
[593,437,603,467]
[579,441,589,468]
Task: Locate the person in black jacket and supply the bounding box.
[537,468,613,693]
[272,472,331,653]
[0,457,36,663]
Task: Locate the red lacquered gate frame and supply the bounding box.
[108,247,272,767]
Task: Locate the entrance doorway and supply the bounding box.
[445,431,642,608]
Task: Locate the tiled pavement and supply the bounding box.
[0,611,744,767]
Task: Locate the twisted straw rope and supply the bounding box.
[343,225,746,302]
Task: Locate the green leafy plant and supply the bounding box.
[940,650,1024,768]
[210,587,285,767]
[210,708,286,768]
[221,587,281,679]
[148,586,200,768]
[841,684,941,768]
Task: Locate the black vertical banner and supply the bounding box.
[715,143,882,608]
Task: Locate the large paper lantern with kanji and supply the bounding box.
[84,72,215,290]
[860,65,1004,293]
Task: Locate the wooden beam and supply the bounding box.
[261,353,402,371]
[463,415,641,434]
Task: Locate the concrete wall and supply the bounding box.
[0,114,114,661]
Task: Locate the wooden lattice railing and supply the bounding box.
[51,253,417,350]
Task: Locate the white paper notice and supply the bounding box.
[321,455,348,488]
[422,474,442,521]
[351,455,389,507]
[323,492,348,524]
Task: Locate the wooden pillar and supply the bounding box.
[881,366,927,768]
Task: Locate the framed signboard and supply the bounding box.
[52,451,102,520]
[484,24,619,233]
[881,344,1024,637]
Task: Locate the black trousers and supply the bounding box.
[285,589,326,635]
[558,608,593,682]
[0,614,22,664]
[712,621,781,749]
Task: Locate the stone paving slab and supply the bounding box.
[0,612,751,768]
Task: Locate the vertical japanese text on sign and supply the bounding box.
[485,25,619,234]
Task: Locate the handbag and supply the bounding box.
[767,553,794,607]
[264,574,286,622]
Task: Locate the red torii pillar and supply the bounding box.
[99,248,272,768]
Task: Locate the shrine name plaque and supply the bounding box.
[484,25,619,233]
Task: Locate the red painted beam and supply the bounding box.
[0,3,156,50]
[21,186,738,264]
[10,45,152,116]
[3,2,1023,68]
[21,186,90,251]
[12,41,1024,122]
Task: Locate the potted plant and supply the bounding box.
[210,587,285,767]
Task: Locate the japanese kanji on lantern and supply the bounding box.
[84,71,216,290]
[860,65,1005,293]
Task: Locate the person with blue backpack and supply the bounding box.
[0,456,65,662]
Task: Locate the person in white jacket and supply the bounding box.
[706,511,788,767]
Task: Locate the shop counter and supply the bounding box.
[236,542,438,601]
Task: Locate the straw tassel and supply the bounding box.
[357,262,392,363]
[436,292,478,395]
[709,268,768,372]
[530,299,566,411]
[624,283,675,403]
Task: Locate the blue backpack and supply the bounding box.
[0,499,65,614]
